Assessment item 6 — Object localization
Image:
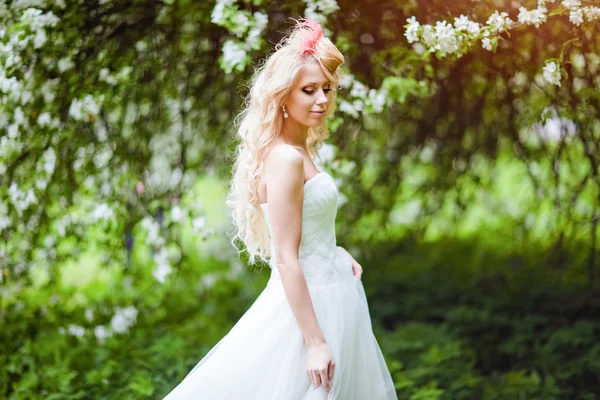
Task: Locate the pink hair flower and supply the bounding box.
[298,19,323,55]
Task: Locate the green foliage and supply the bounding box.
[368,236,600,400]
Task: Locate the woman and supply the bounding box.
[164,19,397,400]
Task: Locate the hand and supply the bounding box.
[351,258,363,280]
[339,246,363,281]
[306,341,335,392]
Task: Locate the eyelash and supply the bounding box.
[303,89,332,94]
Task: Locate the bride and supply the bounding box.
[163,19,397,400]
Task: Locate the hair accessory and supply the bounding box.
[298,19,323,55]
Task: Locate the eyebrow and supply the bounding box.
[303,81,331,86]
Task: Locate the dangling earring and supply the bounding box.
[282,106,288,119]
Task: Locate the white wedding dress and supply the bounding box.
[163,171,397,399]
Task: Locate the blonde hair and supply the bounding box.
[226,20,345,265]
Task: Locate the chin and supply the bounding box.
[305,120,326,129]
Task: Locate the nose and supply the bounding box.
[316,89,328,106]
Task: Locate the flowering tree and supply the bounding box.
[208,0,600,282]
[0,0,598,304]
[1,1,237,284]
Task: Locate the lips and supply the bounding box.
[311,110,326,115]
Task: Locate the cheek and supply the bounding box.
[289,94,313,112]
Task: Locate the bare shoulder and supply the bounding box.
[264,143,304,175]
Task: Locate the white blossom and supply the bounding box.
[91,203,114,221]
[231,12,251,38]
[246,12,268,50]
[569,8,584,25]
[467,21,481,35]
[421,25,436,49]
[40,79,58,103]
[482,38,493,51]
[33,29,47,48]
[0,75,23,101]
[338,100,359,118]
[152,261,172,283]
[110,306,138,334]
[211,0,235,24]
[221,40,246,73]
[405,16,420,43]
[14,107,25,125]
[366,88,388,113]
[8,183,37,215]
[533,107,577,142]
[0,203,10,232]
[37,111,52,127]
[94,325,112,344]
[199,273,218,290]
[0,216,10,232]
[543,61,561,86]
[486,10,513,33]
[317,143,336,164]
[561,0,581,9]
[518,5,548,27]
[41,147,56,174]
[583,6,600,21]
[68,94,102,122]
[7,124,19,138]
[141,216,163,247]
[304,6,327,26]
[433,20,460,57]
[171,206,184,222]
[303,0,339,21]
[20,90,33,105]
[192,216,207,234]
[135,40,148,52]
[57,57,74,72]
[99,68,117,85]
[352,99,364,112]
[67,324,85,338]
[349,80,368,98]
[338,73,354,89]
[253,11,268,28]
[20,8,59,31]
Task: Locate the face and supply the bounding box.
[284,62,333,129]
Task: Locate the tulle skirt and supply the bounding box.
[163,262,397,399]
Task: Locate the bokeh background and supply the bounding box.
[1,0,599,399]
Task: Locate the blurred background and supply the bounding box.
[1,0,599,398]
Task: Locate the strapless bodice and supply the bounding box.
[260,172,354,286]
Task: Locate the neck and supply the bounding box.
[281,118,309,149]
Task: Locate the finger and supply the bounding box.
[328,362,335,381]
[314,371,321,388]
[319,370,330,392]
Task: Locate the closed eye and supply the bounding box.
[303,88,333,94]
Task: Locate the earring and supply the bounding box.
[282,106,288,119]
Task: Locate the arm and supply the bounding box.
[265,145,334,391]
[265,145,324,345]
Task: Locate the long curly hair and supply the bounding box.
[226,19,345,265]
